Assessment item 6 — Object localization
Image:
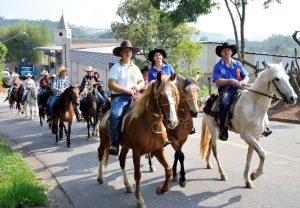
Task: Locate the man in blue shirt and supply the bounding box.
[213,42,249,141]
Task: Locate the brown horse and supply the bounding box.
[51,85,80,148]
[147,74,200,188]
[9,87,23,115]
[97,73,179,208]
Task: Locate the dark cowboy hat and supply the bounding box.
[148,48,167,61]
[112,40,140,57]
[215,42,238,57]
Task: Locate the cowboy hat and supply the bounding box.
[12,73,20,77]
[112,40,140,57]
[25,73,33,77]
[215,42,238,57]
[50,74,56,78]
[84,66,93,72]
[148,48,167,61]
[57,66,68,74]
[40,70,49,76]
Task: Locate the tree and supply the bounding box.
[0,43,8,86]
[2,24,52,65]
[111,0,202,75]
[150,0,218,25]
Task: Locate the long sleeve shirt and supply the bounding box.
[52,75,70,96]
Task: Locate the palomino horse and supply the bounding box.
[80,87,100,139]
[23,87,38,120]
[51,85,80,148]
[200,63,298,188]
[97,73,179,208]
[38,86,53,126]
[147,74,200,188]
[9,87,23,115]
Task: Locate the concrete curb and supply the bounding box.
[0,133,75,208]
[269,117,300,124]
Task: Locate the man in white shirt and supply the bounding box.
[108,40,145,155]
[22,73,36,104]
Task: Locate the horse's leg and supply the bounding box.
[87,117,91,139]
[132,151,145,208]
[52,118,59,145]
[39,106,43,126]
[119,147,133,193]
[67,120,72,148]
[148,153,155,172]
[97,136,110,184]
[177,150,186,188]
[172,151,179,182]
[244,146,254,188]
[205,140,213,169]
[152,148,172,195]
[211,136,227,181]
[59,120,64,140]
[244,136,265,188]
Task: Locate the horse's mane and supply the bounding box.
[130,75,178,119]
[255,63,285,84]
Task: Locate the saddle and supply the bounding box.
[203,91,241,130]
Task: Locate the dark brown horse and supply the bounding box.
[9,87,23,115]
[51,85,80,148]
[147,74,200,188]
[80,87,100,139]
[97,73,179,208]
[38,86,53,126]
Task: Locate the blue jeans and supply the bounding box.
[47,95,60,115]
[109,94,133,146]
[218,88,237,130]
[22,89,29,103]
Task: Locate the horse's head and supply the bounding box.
[30,87,38,100]
[154,72,179,129]
[64,84,80,104]
[265,63,298,105]
[181,76,200,117]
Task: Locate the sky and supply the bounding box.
[0,0,299,41]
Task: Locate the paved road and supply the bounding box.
[0,98,300,208]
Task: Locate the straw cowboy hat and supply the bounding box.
[84,66,93,72]
[57,66,68,74]
[112,40,140,57]
[40,70,49,76]
[148,48,167,61]
[12,73,20,77]
[215,42,238,57]
[50,74,56,78]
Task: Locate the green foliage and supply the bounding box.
[0,44,8,86]
[200,85,217,97]
[1,23,52,64]
[0,140,47,208]
[150,0,218,25]
[112,0,204,71]
[170,29,203,76]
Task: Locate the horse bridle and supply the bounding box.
[242,78,283,101]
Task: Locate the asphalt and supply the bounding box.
[1,91,300,208]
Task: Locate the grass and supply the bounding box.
[0,139,47,208]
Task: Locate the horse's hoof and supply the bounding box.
[149,166,155,172]
[125,184,133,193]
[55,142,58,145]
[245,181,254,189]
[179,180,186,188]
[67,144,71,148]
[172,176,178,182]
[250,172,257,181]
[207,163,213,169]
[156,185,166,195]
[136,198,146,208]
[220,174,228,181]
[97,177,103,184]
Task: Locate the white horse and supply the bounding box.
[23,87,38,120]
[200,62,298,188]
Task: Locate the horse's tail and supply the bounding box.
[200,116,211,160]
[103,139,110,168]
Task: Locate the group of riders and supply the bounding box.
[5,40,272,156]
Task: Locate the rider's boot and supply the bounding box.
[74,103,84,122]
